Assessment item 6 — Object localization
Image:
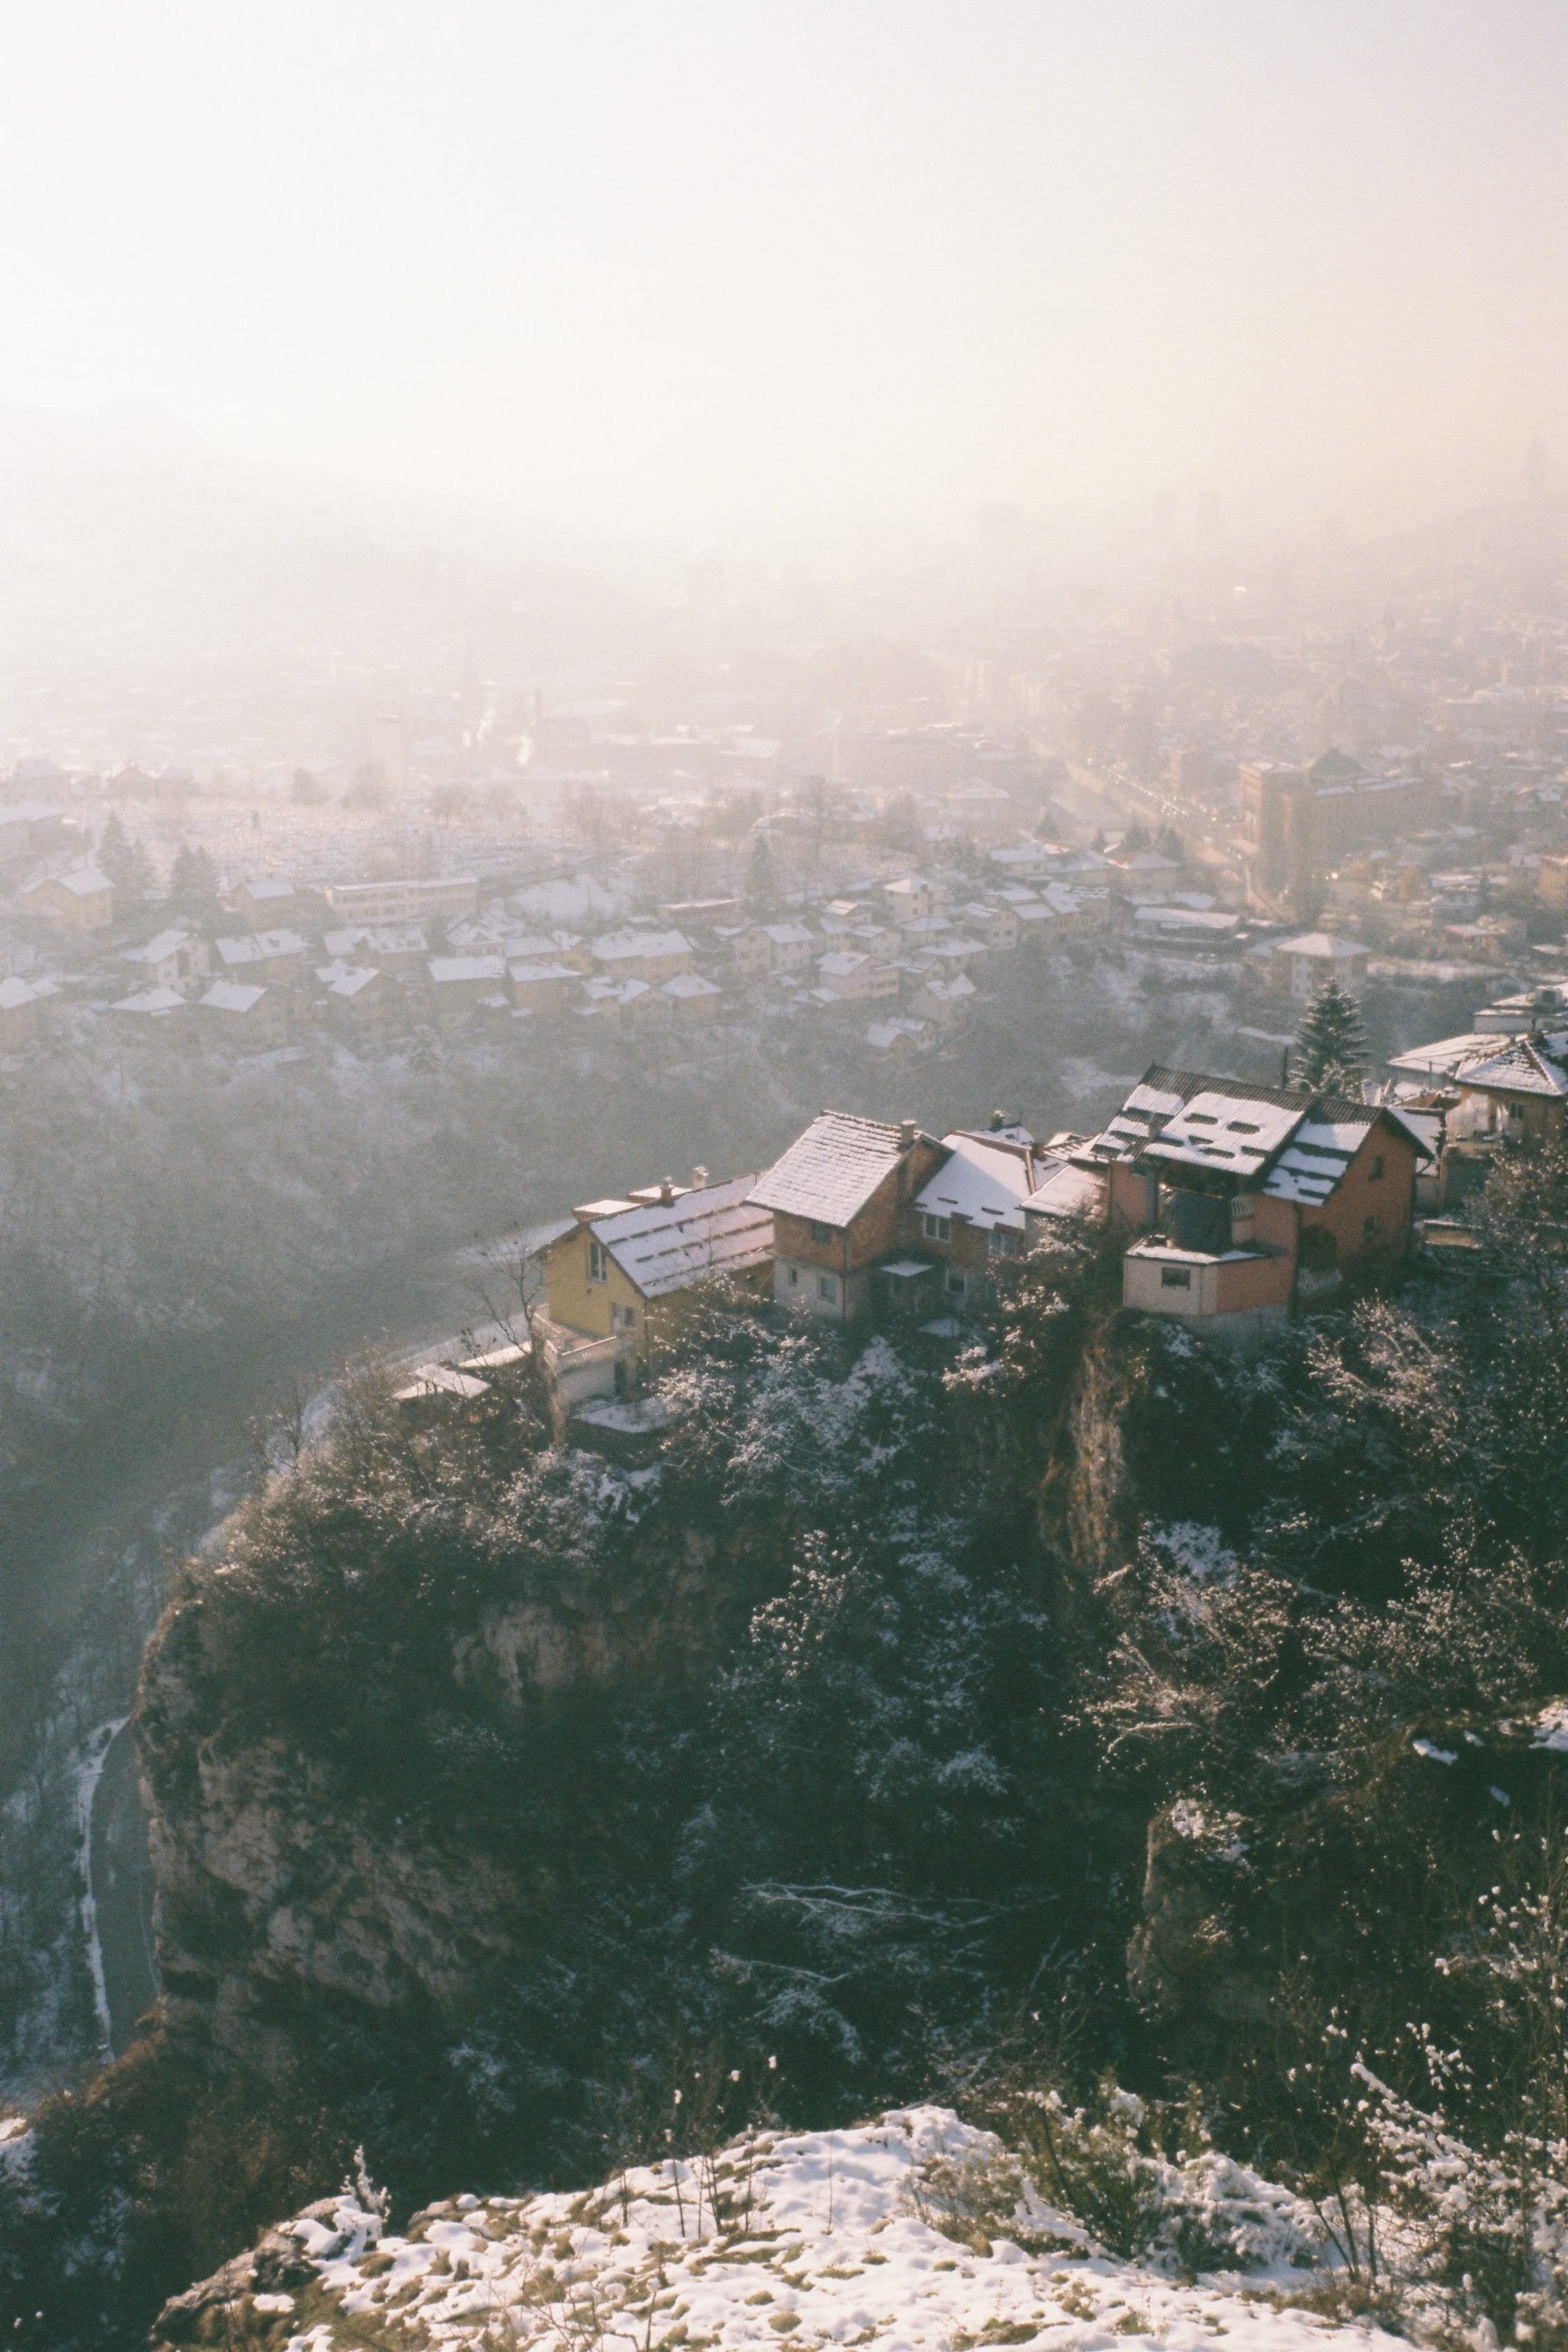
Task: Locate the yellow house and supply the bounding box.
[536,1170,774,1408]
[22,862,113,934]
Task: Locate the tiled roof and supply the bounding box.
[589,1174,774,1299]
[748,1112,913,1226]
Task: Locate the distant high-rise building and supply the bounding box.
[1239,751,1436,893]
[1152,489,1175,540]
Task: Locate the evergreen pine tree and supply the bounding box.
[1292,978,1370,1095]
[97,811,132,888]
[746,830,776,910]
[167,842,222,931]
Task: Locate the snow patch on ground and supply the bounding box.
[267,2108,1395,2352]
[74,1718,128,2062]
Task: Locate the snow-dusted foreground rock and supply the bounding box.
[149,2106,1397,2352]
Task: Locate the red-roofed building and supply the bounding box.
[1086,1065,1429,1343]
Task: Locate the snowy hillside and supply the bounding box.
[150,2106,1396,2352]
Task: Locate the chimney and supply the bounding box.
[898,1118,916,1151]
[690,1165,708,1190]
[659,1177,675,1204]
[989,1108,1008,1131]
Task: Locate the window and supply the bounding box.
[611,1303,636,1333]
[811,1222,833,1245]
[817,1273,838,1303]
[786,1264,799,1286]
[946,1270,967,1299]
[923,1212,951,1242]
[1364,1213,1380,1239]
[1161,1266,1192,1289]
[587,1240,608,1282]
[1367,1154,1385,1182]
[988,1228,1018,1258]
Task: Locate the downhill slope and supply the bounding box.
[150,2106,1390,2352]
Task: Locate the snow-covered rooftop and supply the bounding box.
[1025,1159,1107,1219]
[587,1172,773,1299]
[1273,932,1369,959]
[1454,1037,1568,1099]
[428,954,507,984]
[200,981,267,1014]
[1145,1090,1303,1177]
[1387,1031,1501,1079]
[748,1112,916,1228]
[916,1133,1041,1232]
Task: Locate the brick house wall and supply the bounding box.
[1298,1123,1421,1267]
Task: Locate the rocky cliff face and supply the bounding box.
[135,1446,771,2086]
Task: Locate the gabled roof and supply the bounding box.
[1261,1100,1382,1205]
[111,985,186,1016]
[916,1133,1042,1233]
[125,927,193,964]
[748,1112,916,1226]
[1455,1037,1568,1100]
[1387,1031,1499,1079]
[587,1173,773,1299]
[25,862,110,898]
[591,928,692,962]
[200,981,267,1014]
[1273,931,1369,959]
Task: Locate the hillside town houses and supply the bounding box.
[522,1059,1455,1434]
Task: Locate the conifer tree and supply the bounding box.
[746,830,776,911]
[1292,978,1370,1095]
[97,813,155,901]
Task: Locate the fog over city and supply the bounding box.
[2,8,1568,2348]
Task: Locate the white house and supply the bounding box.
[1269,932,1370,1002]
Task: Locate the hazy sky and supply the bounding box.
[2,1,1564,548]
